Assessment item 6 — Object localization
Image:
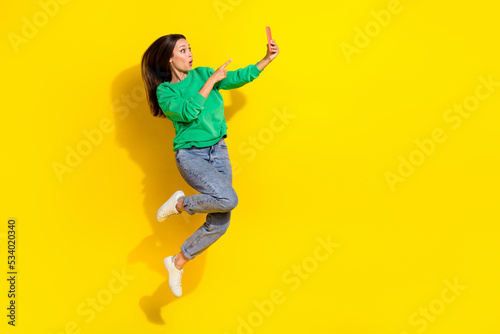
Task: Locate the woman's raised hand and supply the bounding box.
[265,39,280,61]
[210,59,233,83]
[199,59,232,98]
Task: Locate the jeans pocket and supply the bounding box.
[175,149,182,163]
[219,139,228,149]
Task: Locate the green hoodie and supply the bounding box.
[157,62,263,151]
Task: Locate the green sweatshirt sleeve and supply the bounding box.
[157,84,207,122]
[213,62,263,90]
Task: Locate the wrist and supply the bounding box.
[257,57,272,71]
[262,56,272,63]
[206,77,216,86]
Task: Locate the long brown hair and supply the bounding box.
[141,34,186,118]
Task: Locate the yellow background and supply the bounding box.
[2,0,499,333]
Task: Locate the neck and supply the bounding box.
[170,68,188,83]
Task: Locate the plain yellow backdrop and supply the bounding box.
[2,0,499,333]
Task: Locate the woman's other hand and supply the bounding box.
[265,39,280,61]
[210,59,233,83]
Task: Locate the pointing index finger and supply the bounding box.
[221,59,233,68]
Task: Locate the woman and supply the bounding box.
[141,33,279,297]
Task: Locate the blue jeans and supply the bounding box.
[175,138,238,260]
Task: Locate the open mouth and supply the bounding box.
[189,60,193,66]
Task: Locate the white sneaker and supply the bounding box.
[164,255,183,297]
[156,190,185,222]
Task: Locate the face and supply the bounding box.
[169,39,193,72]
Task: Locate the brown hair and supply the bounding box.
[141,34,186,118]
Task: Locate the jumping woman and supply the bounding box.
[141,33,280,297]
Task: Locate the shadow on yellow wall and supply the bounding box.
[111,65,247,324]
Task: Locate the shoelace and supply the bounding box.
[172,257,183,288]
[174,270,183,288]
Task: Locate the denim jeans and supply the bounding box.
[175,138,238,260]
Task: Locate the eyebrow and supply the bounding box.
[178,44,191,48]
